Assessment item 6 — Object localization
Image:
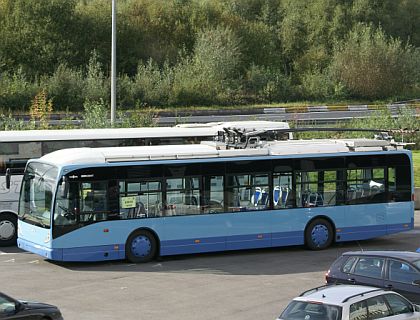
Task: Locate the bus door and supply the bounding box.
[225,173,271,250]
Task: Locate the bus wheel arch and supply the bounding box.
[0,212,18,247]
[125,228,159,263]
[304,216,335,250]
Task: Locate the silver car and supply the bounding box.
[277,284,420,320]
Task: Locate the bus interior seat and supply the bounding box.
[251,187,262,206]
[273,186,281,206]
[260,190,268,206]
[281,186,289,207]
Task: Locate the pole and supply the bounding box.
[110,0,117,125]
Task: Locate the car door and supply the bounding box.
[384,259,420,305]
[346,256,385,288]
[383,293,420,320]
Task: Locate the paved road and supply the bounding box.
[1,211,419,320]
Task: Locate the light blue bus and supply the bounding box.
[17,138,414,262]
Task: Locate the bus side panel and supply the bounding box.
[160,214,228,256]
[386,201,414,235]
[338,204,389,242]
[52,219,164,261]
[270,208,306,247]
[225,210,271,250]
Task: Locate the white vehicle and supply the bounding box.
[277,285,420,320]
[0,121,289,246]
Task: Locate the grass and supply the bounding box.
[413,150,420,188]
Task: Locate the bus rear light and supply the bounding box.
[103,228,109,233]
[194,239,200,243]
[412,193,415,201]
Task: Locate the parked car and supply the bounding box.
[326,251,420,304]
[277,284,420,320]
[0,291,63,319]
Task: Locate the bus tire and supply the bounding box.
[125,229,157,263]
[305,218,333,250]
[0,212,17,247]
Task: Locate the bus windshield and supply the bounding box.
[18,162,58,229]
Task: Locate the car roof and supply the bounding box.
[343,251,420,263]
[295,285,389,305]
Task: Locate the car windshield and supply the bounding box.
[279,300,342,320]
[18,162,58,228]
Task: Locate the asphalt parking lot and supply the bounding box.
[1,211,420,320]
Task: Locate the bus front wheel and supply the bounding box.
[125,229,157,263]
[305,218,333,250]
[0,213,17,247]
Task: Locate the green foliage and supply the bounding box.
[117,105,157,128]
[82,99,109,128]
[171,26,242,105]
[0,113,29,130]
[244,64,292,102]
[83,51,109,104]
[0,0,419,109]
[40,64,85,111]
[0,68,38,109]
[413,151,420,187]
[0,0,79,76]
[330,24,420,99]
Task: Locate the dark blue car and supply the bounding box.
[0,292,63,319]
[326,251,420,304]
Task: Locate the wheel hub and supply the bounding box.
[131,235,152,257]
[0,220,15,241]
[311,224,328,247]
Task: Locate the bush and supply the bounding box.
[0,69,38,110]
[40,64,85,111]
[82,99,110,128]
[330,24,420,99]
[244,64,292,103]
[170,26,242,105]
[133,59,173,106]
[83,51,109,104]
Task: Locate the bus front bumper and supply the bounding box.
[17,238,62,260]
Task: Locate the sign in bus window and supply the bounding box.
[119,180,162,219]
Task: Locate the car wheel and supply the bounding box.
[125,229,157,263]
[0,213,17,247]
[305,218,333,250]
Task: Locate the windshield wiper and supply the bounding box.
[31,215,48,228]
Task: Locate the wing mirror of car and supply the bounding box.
[412,279,420,286]
[413,304,420,312]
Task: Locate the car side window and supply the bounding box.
[384,294,413,315]
[0,295,16,314]
[342,256,357,273]
[353,257,384,278]
[366,296,390,319]
[350,300,368,320]
[388,259,419,284]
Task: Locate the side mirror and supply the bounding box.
[5,168,11,189]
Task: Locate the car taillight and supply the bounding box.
[325,269,330,282]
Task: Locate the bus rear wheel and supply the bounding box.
[305,218,333,250]
[125,229,157,263]
[0,213,17,247]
